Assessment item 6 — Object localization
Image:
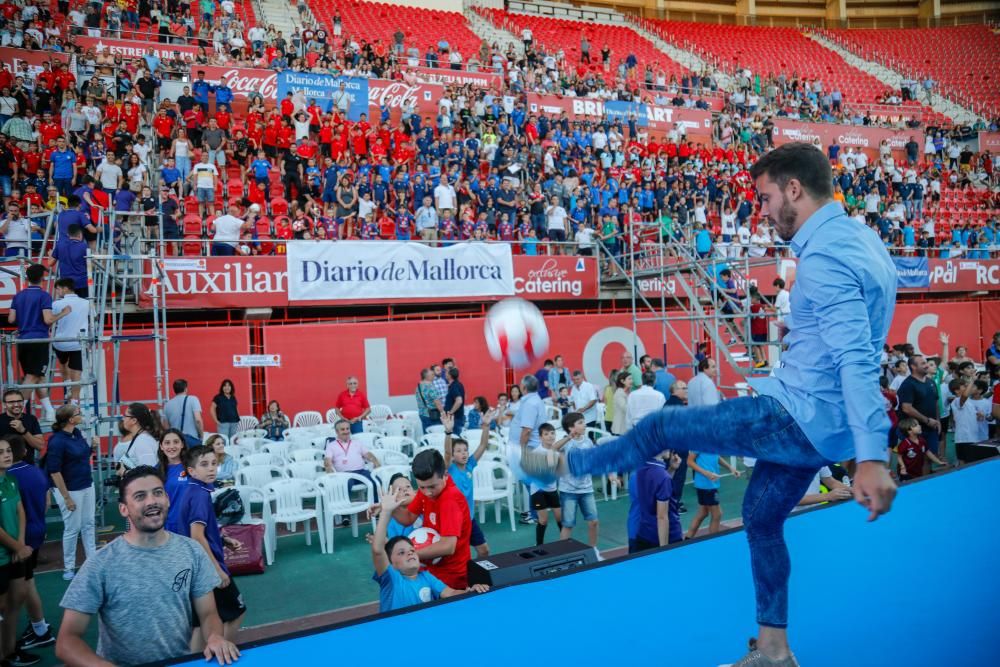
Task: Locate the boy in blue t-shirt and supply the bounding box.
[249,151,273,187]
[685,450,742,538]
[176,446,246,647]
[442,411,495,558]
[370,485,488,613]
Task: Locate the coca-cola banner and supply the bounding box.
[404,66,502,89]
[199,66,277,114]
[137,254,599,310]
[0,47,69,74]
[527,93,712,142]
[979,132,1000,153]
[74,36,206,61]
[772,119,922,160]
[369,79,443,120]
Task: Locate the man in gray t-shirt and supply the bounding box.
[57,468,239,666]
[162,378,204,443]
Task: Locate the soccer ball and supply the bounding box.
[409,526,442,565]
[484,298,550,370]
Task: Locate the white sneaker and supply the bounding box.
[62,570,75,581]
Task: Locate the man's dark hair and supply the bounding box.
[2,389,21,402]
[385,535,413,558]
[773,277,786,289]
[118,465,164,503]
[25,264,46,285]
[54,278,75,290]
[641,370,656,386]
[388,472,408,487]
[173,379,188,394]
[639,354,651,366]
[651,358,665,370]
[183,444,214,468]
[748,142,834,200]
[412,449,446,481]
[957,361,975,374]
[543,359,554,367]
[448,367,460,381]
[441,357,454,366]
[906,354,924,371]
[697,357,713,372]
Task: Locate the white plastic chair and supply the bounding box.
[236,465,288,488]
[237,415,260,433]
[368,404,393,426]
[262,442,292,465]
[325,408,339,424]
[225,444,250,461]
[473,461,516,531]
[371,465,412,494]
[377,436,417,457]
[316,473,375,553]
[285,461,325,481]
[395,410,422,437]
[369,449,409,466]
[264,479,325,555]
[239,453,275,468]
[545,404,562,420]
[424,424,445,435]
[233,429,265,445]
[381,420,412,438]
[350,432,381,450]
[419,433,446,452]
[288,449,324,464]
[215,485,276,566]
[293,411,323,428]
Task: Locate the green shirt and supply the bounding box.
[0,475,20,566]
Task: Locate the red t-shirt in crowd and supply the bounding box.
[406,478,471,589]
[896,436,927,478]
[334,389,369,420]
[750,302,768,336]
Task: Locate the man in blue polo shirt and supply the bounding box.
[49,137,76,197]
[627,449,683,553]
[8,264,66,422]
[51,225,89,299]
[55,196,96,247]
[214,78,234,112]
[191,72,213,113]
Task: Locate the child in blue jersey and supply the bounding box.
[442,411,495,558]
[685,450,742,538]
[157,429,189,533]
[249,150,273,187]
[370,486,488,613]
[385,473,420,539]
[176,446,246,647]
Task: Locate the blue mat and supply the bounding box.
[178,460,1000,666]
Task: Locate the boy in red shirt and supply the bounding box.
[895,418,948,482]
[389,449,472,590]
[749,290,769,369]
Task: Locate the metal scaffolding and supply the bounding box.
[600,218,783,392]
[0,208,169,528]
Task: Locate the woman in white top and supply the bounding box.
[610,373,633,436]
[114,402,160,469]
[126,154,147,192]
[171,129,193,185]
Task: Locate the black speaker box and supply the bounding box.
[467,539,598,587]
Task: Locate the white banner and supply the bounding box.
[286,241,515,301]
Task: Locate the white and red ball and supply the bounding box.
[408,526,442,564]
[484,298,550,370]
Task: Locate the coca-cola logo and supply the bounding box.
[369,82,424,109]
[214,69,278,99]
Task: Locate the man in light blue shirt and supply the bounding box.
[519,143,899,667]
[650,358,675,400]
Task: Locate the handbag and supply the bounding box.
[221,523,265,576]
[178,396,202,446]
[417,383,440,421]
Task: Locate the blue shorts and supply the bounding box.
[695,488,719,507]
[559,491,597,527]
[470,518,486,547]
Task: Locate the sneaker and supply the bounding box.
[19,629,54,650]
[678,504,688,514]
[721,640,800,667]
[62,570,75,581]
[518,515,537,525]
[7,650,41,667]
[517,445,565,483]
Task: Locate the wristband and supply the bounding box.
[444,431,453,435]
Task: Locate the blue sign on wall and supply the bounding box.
[276,72,369,120]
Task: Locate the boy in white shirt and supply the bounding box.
[950,378,991,463]
[575,222,595,256]
[553,413,599,549]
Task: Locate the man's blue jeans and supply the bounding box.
[567,395,831,628]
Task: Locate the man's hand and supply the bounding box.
[467,584,490,594]
[926,418,941,434]
[203,632,240,665]
[853,461,897,522]
[732,470,743,479]
[482,408,498,425]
